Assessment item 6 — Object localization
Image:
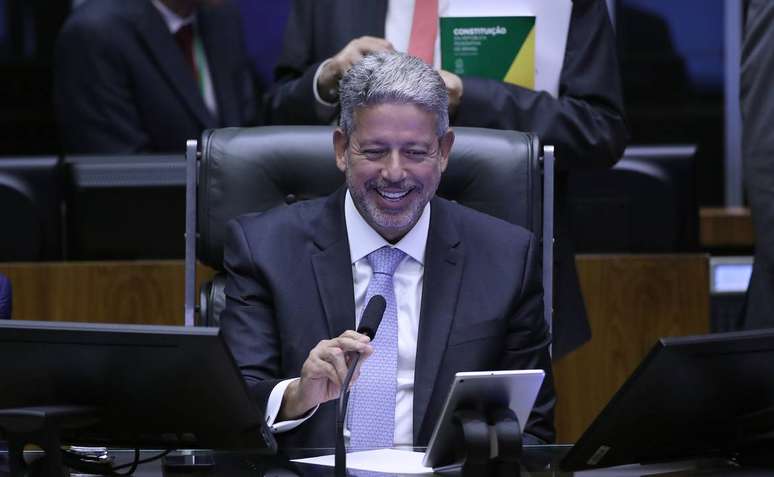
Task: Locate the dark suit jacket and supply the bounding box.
[55,0,257,154]
[266,0,627,357]
[219,188,556,448]
[741,0,774,329]
[0,273,11,320]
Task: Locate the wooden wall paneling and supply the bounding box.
[552,254,710,443]
[0,261,217,325]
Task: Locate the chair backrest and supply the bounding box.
[0,157,62,261]
[185,126,553,328]
[566,145,698,253]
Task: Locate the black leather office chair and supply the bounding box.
[0,157,62,261]
[184,126,554,330]
[566,145,698,253]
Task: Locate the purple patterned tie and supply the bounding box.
[349,246,406,449]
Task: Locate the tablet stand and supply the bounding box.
[453,407,522,477]
[0,405,98,477]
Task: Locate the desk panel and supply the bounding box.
[554,254,710,443]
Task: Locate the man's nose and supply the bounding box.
[381,150,407,182]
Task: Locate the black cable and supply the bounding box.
[108,448,141,476]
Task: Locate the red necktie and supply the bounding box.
[174,24,197,79]
[407,0,438,65]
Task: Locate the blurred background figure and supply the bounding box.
[740,0,774,330]
[54,0,259,154]
[0,273,11,320]
[265,0,627,358]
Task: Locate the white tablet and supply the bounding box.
[422,369,545,469]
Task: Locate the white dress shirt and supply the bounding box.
[150,0,218,117]
[266,191,430,447]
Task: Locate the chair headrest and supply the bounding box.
[197,126,541,269]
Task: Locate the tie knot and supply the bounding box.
[367,246,405,276]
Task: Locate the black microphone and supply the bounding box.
[356,295,387,340]
[335,295,387,476]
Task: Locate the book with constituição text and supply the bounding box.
[440,16,536,90]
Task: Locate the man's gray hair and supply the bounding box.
[339,52,449,137]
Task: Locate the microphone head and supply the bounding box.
[357,295,387,340]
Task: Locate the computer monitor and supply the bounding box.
[561,329,774,470]
[0,320,276,453]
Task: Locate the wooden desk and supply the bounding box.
[700,207,754,248]
[1,256,710,444]
[553,254,710,443]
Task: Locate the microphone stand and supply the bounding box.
[335,353,361,477]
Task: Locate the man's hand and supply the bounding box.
[439,70,463,115]
[279,330,373,420]
[317,36,394,103]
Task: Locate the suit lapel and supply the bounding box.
[310,189,356,338]
[133,2,216,129]
[413,199,464,442]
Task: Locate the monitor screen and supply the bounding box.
[561,329,774,470]
[0,321,275,452]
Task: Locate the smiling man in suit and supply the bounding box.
[55,0,257,153]
[220,52,555,449]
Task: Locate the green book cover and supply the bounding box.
[440,16,536,89]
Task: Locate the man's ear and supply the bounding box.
[438,129,455,173]
[333,128,348,173]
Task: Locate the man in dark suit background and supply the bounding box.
[54,0,258,153]
[220,52,555,449]
[266,0,627,358]
[741,0,774,329]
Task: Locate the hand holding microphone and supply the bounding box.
[279,295,387,421]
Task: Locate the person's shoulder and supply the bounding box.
[436,197,535,245]
[60,0,136,39]
[231,196,329,241]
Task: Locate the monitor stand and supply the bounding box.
[0,405,98,477]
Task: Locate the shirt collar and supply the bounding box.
[344,190,430,266]
[150,0,196,34]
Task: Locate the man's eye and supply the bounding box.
[363,150,386,158]
[405,150,429,159]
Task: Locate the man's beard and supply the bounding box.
[347,172,433,237]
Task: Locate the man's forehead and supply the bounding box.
[350,103,438,136]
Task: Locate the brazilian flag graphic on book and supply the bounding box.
[440,16,536,89]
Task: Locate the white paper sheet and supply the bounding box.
[292,449,434,475]
[444,0,572,97]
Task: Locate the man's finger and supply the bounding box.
[319,346,349,384]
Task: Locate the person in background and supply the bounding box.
[0,273,11,320]
[54,0,258,154]
[741,0,774,329]
[265,0,627,359]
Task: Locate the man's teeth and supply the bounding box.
[379,190,410,200]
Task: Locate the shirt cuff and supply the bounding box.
[313,59,340,108]
[265,378,319,433]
